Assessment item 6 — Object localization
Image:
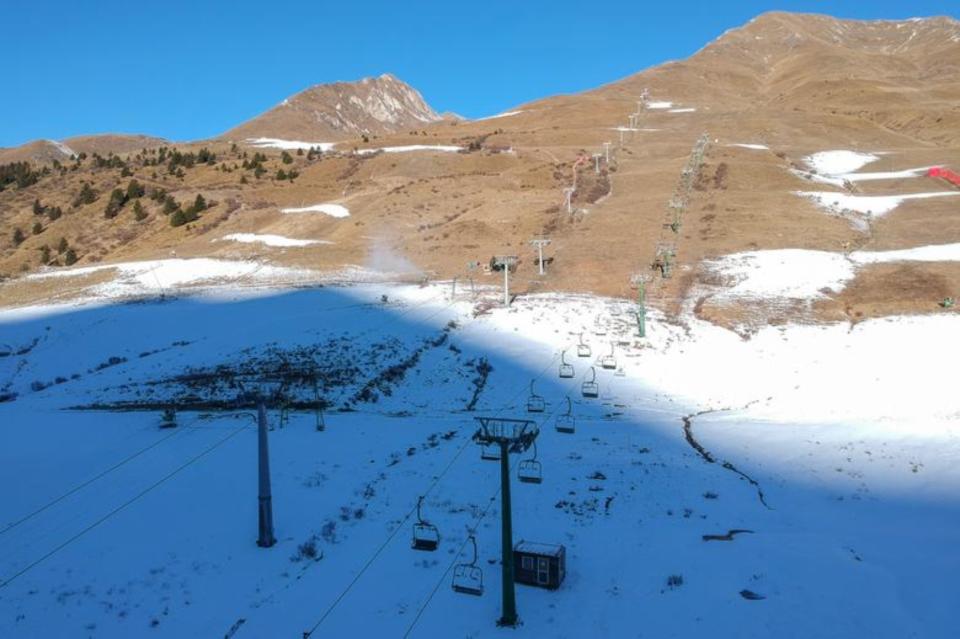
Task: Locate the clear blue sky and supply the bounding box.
[1,0,955,147]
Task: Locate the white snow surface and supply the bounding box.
[354,144,464,155]
[646,101,673,109]
[796,190,960,217]
[245,138,335,151]
[804,150,880,175]
[0,280,957,639]
[281,203,350,218]
[705,243,960,302]
[667,107,697,113]
[218,233,329,248]
[729,143,768,150]
[24,258,310,300]
[473,110,523,121]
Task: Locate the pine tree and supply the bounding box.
[169,209,188,227]
[33,198,44,215]
[32,221,43,235]
[133,200,147,221]
[47,206,63,221]
[12,228,25,246]
[64,248,78,266]
[281,151,293,164]
[39,245,51,264]
[276,168,288,180]
[57,237,69,254]
[126,179,145,200]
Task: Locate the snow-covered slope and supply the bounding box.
[0,281,957,638]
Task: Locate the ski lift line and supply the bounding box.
[403,359,600,635]
[302,348,573,637]
[0,411,252,539]
[0,419,250,590]
[401,458,515,639]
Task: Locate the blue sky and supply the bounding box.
[1,0,955,147]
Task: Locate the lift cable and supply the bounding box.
[400,366,590,638]
[0,413,254,589]
[300,347,570,637]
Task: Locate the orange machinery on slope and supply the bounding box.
[928,167,960,188]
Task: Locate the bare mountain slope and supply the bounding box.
[0,134,168,165]
[2,13,959,329]
[222,73,443,142]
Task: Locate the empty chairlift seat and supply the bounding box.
[526,380,545,413]
[581,367,599,398]
[577,332,592,358]
[481,442,502,461]
[558,350,575,379]
[555,397,575,434]
[600,343,617,370]
[411,496,440,551]
[452,536,484,596]
[517,442,542,484]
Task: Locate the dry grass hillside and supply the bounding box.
[1,12,958,331]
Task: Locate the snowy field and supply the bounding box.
[0,276,957,638]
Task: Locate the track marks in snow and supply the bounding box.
[681,403,772,509]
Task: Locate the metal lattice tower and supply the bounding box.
[630,273,650,337]
[473,417,539,627]
[493,255,518,306]
[529,238,551,276]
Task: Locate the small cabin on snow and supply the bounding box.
[513,540,565,590]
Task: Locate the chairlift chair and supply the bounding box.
[577,332,592,358]
[615,366,626,377]
[600,343,617,370]
[558,350,575,379]
[481,442,501,461]
[517,441,543,484]
[412,496,440,552]
[581,367,599,398]
[594,318,607,336]
[555,397,575,434]
[526,380,545,413]
[452,535,484,596]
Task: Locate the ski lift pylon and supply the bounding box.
[581,367,599,398]
[555,396,575,434]
[527,379,545,413]
[518,441,543,484]
[452,535,484,596]
[412,496,440,551]
[577,332,592,358]
[559,350,575,379]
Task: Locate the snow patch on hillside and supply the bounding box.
[354,145,463,155]
[245,138,335,151]
[729,143,768,150]
[26,258,311,301]
[796,191,960,217]
[218,233,330,248]
[646,101,673,109]
[668,108,697,113]
[704,243,960,302]
[804,150,879,175]
[473,110,523,121]
[281,203,350,218]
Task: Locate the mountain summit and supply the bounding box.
[223,73,442,142]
